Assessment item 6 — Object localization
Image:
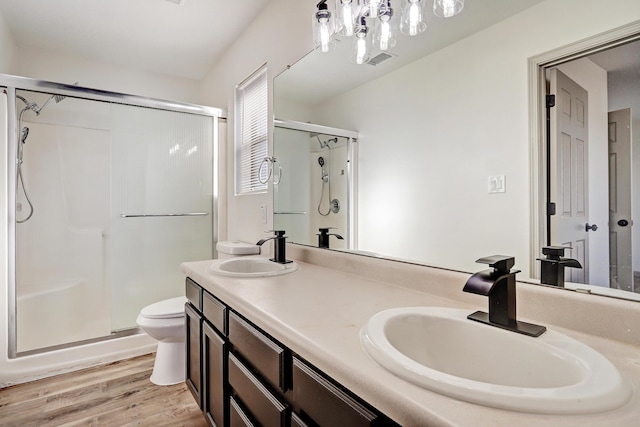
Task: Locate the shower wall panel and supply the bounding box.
[16,119,111,352]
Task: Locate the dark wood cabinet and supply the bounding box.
[202,321,227,427]
[185,277,399,427]
[185,302,202,408]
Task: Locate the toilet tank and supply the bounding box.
[216,241,261,259]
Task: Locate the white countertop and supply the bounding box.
[181,247,640,426]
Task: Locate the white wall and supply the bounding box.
[242,0,640,276]
[0,11,16,74]
[15,46,202,104]
[200,0,315,247]
[556,59,609,286]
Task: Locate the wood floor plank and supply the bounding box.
[0,353,207,427]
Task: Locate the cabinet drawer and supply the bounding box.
[229,396,255,427]
[203,291,227,336]
[229,312,290,391]
[228,352,289,427]
[186,277,202,310]
[291,412,311,427]
[293,357,378,427]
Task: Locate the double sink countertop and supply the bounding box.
[181,244,640,427]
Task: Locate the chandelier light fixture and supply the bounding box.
[312,0,465,63]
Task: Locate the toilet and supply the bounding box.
[136,296,188,386]
[216,240,260,259]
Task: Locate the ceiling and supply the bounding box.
[0,0,272,80]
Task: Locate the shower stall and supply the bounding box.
[1,75,220,383]
[273,119,357,249]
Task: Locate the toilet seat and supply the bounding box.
[140,296,187,319]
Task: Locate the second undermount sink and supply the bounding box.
[208,256,299,278]
[360,307,632,415]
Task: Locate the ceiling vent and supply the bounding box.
[367,52,395,67]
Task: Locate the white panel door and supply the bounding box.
[550,69,589,283]
[608,108,633,291]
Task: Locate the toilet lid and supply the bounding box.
[140,296,187,319]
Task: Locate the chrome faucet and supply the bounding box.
[537,246,582,287]
[463,255,546,337]
[256,230,291,264]
[317,227,344,249]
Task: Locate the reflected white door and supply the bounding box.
[550,69,589,283]
[608,108,633,290]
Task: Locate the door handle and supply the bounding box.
[585,223,598,232]
[618,219,629,227]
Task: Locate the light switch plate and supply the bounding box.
[259,203,267,224]
[488,175,506,193]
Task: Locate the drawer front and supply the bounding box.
[228,312,289,391]
[228,352,289,427]
[203,291,227,336]
[203,322,227,427]
[291,412,311,427]
[293,357,378,427]
[186,277,202,310]
[229,396,256,427]
[185,303,202,408]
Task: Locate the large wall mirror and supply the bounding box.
[273,0,640,302]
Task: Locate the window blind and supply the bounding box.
[236,65,268,194]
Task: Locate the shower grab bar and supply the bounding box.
[120,212,209,218]
[274,211,308,215]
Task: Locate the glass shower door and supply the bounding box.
[110,105,213,331]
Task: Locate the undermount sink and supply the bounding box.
[208,256,299,277]
[360,307,632,415]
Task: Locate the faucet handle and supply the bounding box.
[476,255,516,274]
[541,246,570,260]
[265,230,286,237]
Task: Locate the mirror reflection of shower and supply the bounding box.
[16,91,71,223]
[316,136,340,216]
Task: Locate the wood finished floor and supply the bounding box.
[0,353,207,427]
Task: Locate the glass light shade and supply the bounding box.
[313,8,336,52]
[350,22,371,65]
[363,0,383,18]
[373,6,397,51]
[400,0,427,36]
[433,0,464,18]
[335,0,357,36]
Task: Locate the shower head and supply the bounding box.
[37,93,67,115]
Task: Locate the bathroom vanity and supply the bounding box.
[182,245,640,426]
[184,277,398,426]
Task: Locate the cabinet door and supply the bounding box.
[185,302,202,408]
[202,321,227,427]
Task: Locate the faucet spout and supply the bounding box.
[464,255,546,337]
[256,230,292,264]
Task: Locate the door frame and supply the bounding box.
[528,21,640,280]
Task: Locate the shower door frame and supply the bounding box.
[2,73,222,359]
[273,118,359,249]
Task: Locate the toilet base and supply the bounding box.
[150,340,186,386]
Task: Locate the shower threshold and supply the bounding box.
[15,327,144,358]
